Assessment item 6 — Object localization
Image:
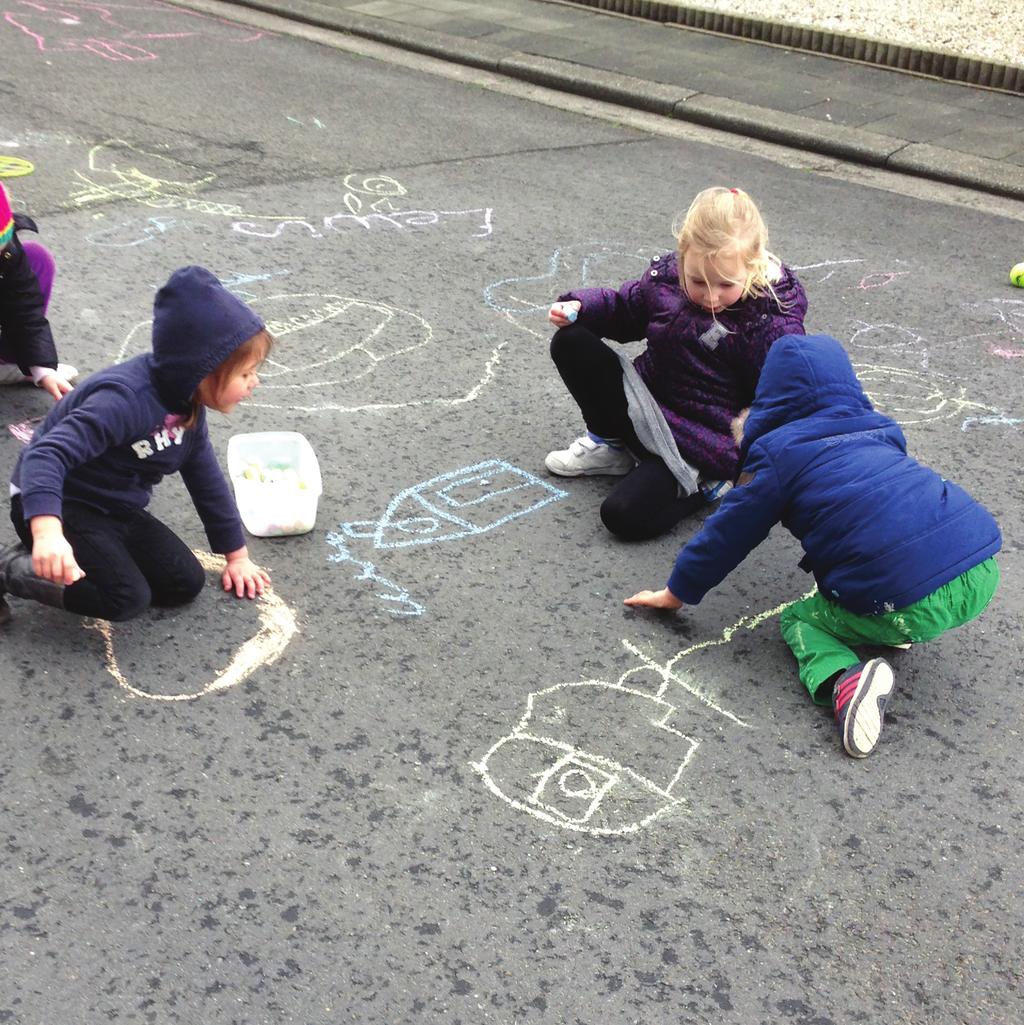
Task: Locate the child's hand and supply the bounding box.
[222,551,271,599]
[30,516,85,586]
[623,587,684,610]
[37,372,74,402]
[548,300,581,327]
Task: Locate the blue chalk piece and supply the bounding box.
[565,306,578,323]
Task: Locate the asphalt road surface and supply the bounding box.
[1,2,1022,1023]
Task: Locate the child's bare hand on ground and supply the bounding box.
[222,551,271,599]
[37,373,74,402]
[623,587,684,610]
[548,300,581,328]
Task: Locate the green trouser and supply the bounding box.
[779,558,1000,705]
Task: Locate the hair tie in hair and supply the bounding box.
[729,188,739,194]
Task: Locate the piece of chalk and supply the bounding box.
[565,306,578,322]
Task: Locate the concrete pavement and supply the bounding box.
[227,0,1024,200]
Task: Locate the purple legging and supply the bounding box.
[0,241,56,371]
[22,241,56,311]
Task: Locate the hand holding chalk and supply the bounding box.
[549,301,581,327]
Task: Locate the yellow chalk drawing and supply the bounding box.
[83,551,298,702]
[70,141,488,241]
[0,156,34,178]
[853,362,996,426]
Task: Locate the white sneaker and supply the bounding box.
[545,435,635,477]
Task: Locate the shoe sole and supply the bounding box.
[544,456,633,477]
[843,659,895,758]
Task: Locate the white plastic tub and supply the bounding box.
[226,431,322,537]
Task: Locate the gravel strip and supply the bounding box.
[654,0,1022,68]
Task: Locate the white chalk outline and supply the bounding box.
[82,551,298,701]
[473,595,804,836]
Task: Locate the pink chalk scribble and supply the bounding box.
[989,346,1024,359]
[3,0,267,62]
[857,271,909,290]
[8,416,43,445]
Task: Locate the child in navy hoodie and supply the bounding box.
[0,266,271,623]
[625,334,1001,758]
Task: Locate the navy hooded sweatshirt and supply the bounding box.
[667,334,1001,614]
[12,266,264,555]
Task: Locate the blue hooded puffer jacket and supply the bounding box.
[667,334,1001,613]
[12,266,264,555]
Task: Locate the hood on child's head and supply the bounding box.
[740,334,873,451]
[150,266,265,411]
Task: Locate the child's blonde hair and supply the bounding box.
[673,187,780,303]
[185,328,274,428]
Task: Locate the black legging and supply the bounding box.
[550,324,704,540]
[10,494,206,621]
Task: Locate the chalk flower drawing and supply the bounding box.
[474,598,808,837]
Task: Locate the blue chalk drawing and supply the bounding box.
[483,244,654,315]
[339,459,568,549]
[325,533,425,617]
[328,460,567,615]
[961,415,1024,431]
[218,268,291,300]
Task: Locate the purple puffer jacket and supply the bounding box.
[561,252,807,479]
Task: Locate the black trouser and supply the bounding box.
[550,324,703,540]
[11,494,205,621]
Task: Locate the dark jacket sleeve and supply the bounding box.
[179,420,246,555]
[559,275,650,343]
[667,447,785,603]
[18,383,140,522]
[0,219,58,374]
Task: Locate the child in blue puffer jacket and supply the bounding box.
[625,334,1001,759]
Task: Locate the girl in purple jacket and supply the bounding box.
[545,187,807,539]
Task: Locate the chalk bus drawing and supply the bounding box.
[3,0,267,63]
[338,460,567,549]
[328,461,567,615]
[473,597,804,837]
[82,551,298,701]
